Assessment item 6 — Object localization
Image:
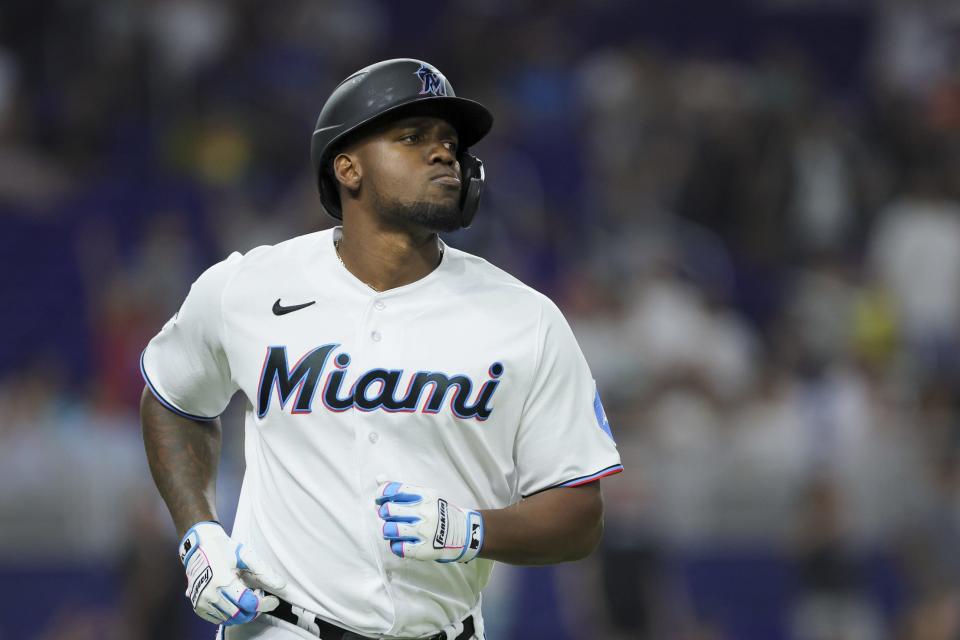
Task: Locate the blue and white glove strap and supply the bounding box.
[179,520,221,565]
[456,509,484,563]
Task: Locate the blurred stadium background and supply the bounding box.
[2,0,960,638]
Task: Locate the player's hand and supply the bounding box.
[178,521,287,626]
[375,482,484,563]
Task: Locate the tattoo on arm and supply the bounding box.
[140,386,221,539]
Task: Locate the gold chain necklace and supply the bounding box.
[334,238,380,292]
[334,238,444,291]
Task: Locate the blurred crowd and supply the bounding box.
[2,0,960,638]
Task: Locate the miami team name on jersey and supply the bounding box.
[256,344,503,420]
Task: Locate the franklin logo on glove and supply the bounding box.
[434,499,449,549]
[189,566,214,608]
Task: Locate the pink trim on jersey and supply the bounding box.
[560,464,624,487]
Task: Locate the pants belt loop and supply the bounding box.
[290,603,322,636]
[445,618,463,640]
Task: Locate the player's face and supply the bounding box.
[357,116,463,232]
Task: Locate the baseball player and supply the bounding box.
[140,59,622,640]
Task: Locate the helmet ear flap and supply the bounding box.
[458,153,484,228]
[314,125,344,220]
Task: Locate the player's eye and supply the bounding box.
[400,134,420,143]
[442,140,458,152]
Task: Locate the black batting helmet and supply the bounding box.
[310,59,494,228]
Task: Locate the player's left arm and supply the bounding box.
[477,482,603,564]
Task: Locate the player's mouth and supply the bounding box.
[430,173,461,187]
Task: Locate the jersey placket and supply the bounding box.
[349,292,404,623]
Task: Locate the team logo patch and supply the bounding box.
[594,389,614,441]
[415,64,447,97]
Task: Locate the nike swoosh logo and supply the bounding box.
[272,299,316,316]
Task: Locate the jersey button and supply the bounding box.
[368,432,379,444]
[373,300,386,310]
[371,330,382,342]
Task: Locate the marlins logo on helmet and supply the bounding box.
[415,63,448,96]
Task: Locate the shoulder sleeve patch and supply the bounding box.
[593,389,614,441]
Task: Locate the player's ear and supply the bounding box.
[333,153,361,194]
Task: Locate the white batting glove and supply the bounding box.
[375,482,484,563]
[178,521,286,626]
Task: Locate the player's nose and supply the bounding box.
[427,141,456,166]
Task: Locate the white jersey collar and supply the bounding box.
[326,226,451,297]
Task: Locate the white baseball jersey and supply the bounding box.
[141,227,622,638]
